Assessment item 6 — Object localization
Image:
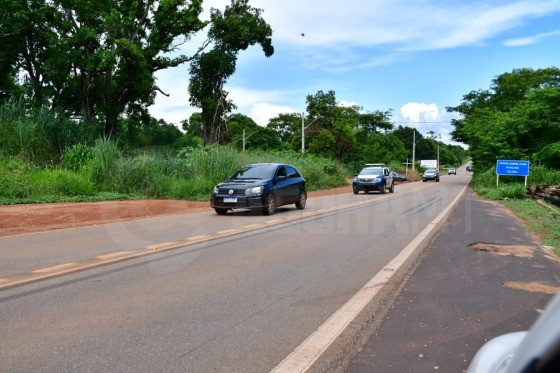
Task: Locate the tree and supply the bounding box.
[448,67,560,170]
[189,0,273,144]
[267,113,301,143]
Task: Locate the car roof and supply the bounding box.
[365,163,386,167]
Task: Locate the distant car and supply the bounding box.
[210,163,307,215]
[448,167,456,175]
[391,171,407,182]
[353,164,394,194]
[422,169,440,182]
[467,291,560,373]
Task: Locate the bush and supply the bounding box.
[0,155,33,198]
[62,144,94,171]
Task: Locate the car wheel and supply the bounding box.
[389,182,394,193]
[263,193,276,215]
[353,188,359,195]
[436,177,440,182]
[380,184,386,194]
[295,191,307,209]
[215,208,228,215]
[423,179,426,182]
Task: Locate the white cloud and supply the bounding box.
[338,100,360,108]
[254,0,560,50]
[503,30,560,46]
[400,103,439,123]
[250,103,297,126]
[395,102,466,147]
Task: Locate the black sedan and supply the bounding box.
[390,171,407,182]
[210,163,307,215]
[422,168,440,182]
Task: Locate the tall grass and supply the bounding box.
[0,143,352,204]
[0,98,102,164]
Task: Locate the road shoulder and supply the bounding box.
[346,190,560,372]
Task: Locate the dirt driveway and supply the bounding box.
[0,185,352,237]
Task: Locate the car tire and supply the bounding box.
[389,182,394,193]
[353,188,359,195]
[295,191,307,209]
[263,193,276,215]
[436,177,440,182]
[380,184,386,194]
[423,179,426,182]
[215,208,228,215]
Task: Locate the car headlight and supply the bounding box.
[212,186,219,194]
[245,186,263,195]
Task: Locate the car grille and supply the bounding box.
[358,177,375,182]
[218,187,245,196]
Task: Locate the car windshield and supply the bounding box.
[425,169,437,174]
[359,168,383,176]
[229,164,277,180]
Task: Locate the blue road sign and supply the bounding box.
[496,160,530,176]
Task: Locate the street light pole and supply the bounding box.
[412,129,416,170]
[301,112,322,154]
[242,128,257,152]
[301,113,305,153]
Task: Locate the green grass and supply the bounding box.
[500,199,560,258]
[0,144,352,204]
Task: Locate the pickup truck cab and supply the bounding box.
[352,163,394,194]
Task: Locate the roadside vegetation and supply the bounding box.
[501,200,560,258]
[0,143,349,204]
[450,68,560,257]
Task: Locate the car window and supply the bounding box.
[359,168,383,176]
[230,164,277,179]
[286,166,300,178]
[276,166,287,178]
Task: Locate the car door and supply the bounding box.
[273,166,290,205]
[284,166,301,203]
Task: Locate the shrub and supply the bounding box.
[63,144,94,171]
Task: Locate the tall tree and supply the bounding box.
[189,0,273,144]
[2,0,209,137]
[448,67,560,170]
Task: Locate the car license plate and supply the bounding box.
[223,197,237,203]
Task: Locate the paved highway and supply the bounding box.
[0,172,470,372]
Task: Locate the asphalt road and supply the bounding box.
[1,173,470,372]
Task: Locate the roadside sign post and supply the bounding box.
[496,160,530,187]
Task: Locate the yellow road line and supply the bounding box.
[216,229,239,235]
[97,251,134,259]
[2,183,442,291]
[187,235,210,241]
[146,242,179,251]
[33,263,78,274]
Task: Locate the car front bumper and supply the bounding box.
[353,180,385,192]
[210,194,266,210]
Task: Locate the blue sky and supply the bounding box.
[149,0,560,146]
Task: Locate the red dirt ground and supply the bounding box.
[0,185,352,237]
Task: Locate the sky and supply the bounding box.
[148,0,560,147]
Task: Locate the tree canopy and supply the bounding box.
[1,0,273,140]
[448,67,560,170]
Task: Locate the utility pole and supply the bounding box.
[412,129,416,170]
[301,113,323,154]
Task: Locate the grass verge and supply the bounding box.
[500,199,560,258]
